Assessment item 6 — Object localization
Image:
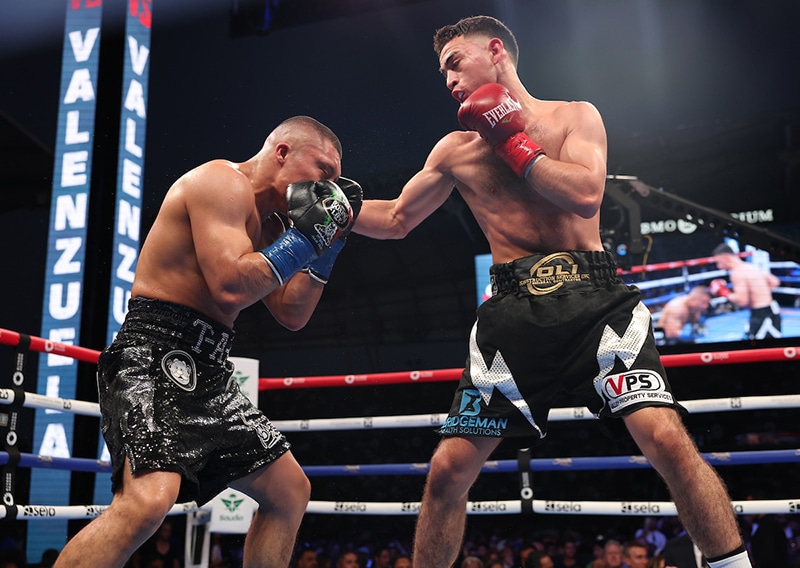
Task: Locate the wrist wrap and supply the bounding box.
[304,239,345,284]
[260,228,318,286]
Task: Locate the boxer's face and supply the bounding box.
[289,139,340,182]
[714,253,734,270]
[276,137,340,187]
[690,294,711,311]
[438,34,497,102]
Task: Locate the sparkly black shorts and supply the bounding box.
[97,297,290,505]
[440,251,683,444]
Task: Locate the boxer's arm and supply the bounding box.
[261,274,324,331]
[525,102,607,219]
[766,271,780,290]
[189,163,286,314]
[353,137,456,239]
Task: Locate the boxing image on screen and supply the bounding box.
[618,238,799,348]
[475,221,800,353]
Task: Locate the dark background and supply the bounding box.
[1,0,800,558]
[3,0,800,367]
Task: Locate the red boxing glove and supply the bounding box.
[457,83,545,177]
[708,278,731,298]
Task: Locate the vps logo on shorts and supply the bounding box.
[602,369,673,413]
[518,252,589,295]
[161,350,197,391]
[458,388,482,416]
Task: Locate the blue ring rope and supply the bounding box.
[2,448,796,475]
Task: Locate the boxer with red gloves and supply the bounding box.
[457,82,545,178]
[353,15,751,568]
[708,278,732,298]
[712,243,782,340]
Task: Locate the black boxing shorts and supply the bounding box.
[97,297,290,505]
[439,251,684,444]
[748,301,782,339]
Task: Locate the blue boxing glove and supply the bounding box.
[260,179,353,285]
[303,177,363,284]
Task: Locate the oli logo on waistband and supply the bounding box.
[161,350,197,391]
[518,252,589,295]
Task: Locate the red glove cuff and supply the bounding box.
[709,278,731,298]
[494,132,545,178]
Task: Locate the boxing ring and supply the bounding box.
[619,251,800,344]
[2,325,799,550]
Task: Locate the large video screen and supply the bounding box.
[618,236,800,349]
[474,231,800,353]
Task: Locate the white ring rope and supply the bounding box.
[6,497,796,520]
[305,498,799,516]
[1,501,199,521]
[0,389,102,416]
[2,390,798,431]
[274,394,800,431]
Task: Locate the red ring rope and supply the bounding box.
[0,327,796,391]
[0,328,100,364]
[618,251,752,275]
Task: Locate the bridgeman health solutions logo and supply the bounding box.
[440,389,509,437]
[459,388,482,416]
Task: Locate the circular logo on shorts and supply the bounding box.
[161,350,197,391]
[519,252,588,295]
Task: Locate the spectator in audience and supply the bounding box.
[295,548,318,568]
[132,520,183,568]
[336,550,360,568]
[371,547,391,568]
[663,533,703,568]
[747,511,789,567]
[555,538,582,567]
[603,541,623,568]
[635,518,668,556]
[525,550,555,568]
[462,556,485,568]
[622,542,649,568]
